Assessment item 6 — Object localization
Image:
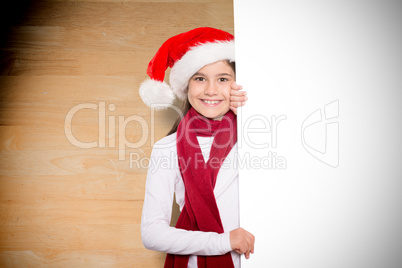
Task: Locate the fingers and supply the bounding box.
[230,86,246,99]
[242,230,254,260]
[229,82,247,115]
[230,92,247,103]
[229,228,255,259]
[245,251,250,259]
[243,230,255,259]
[230,82,245,97]
[234,249,243,255]
[231,82,243,91]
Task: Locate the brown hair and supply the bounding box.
[166,60,235,136]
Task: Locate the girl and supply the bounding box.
[139,27,254,268]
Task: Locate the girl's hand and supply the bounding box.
[230,82,247,115]
[229,227,255,259]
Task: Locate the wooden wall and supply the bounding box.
[0,0,234,266]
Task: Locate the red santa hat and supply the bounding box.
[139,27,235,109]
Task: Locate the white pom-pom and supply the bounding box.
[139,79,175,110]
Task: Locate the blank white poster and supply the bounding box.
[234,1,402,267]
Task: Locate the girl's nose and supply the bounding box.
[204,82,218,96]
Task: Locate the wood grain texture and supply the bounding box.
[0,0,234,266]
[0,250,165,268]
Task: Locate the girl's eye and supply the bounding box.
[194,77,205,81]
[219,78,228,82]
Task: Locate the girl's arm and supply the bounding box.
[141,146,232,256]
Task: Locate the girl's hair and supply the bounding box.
[166,60,236,136]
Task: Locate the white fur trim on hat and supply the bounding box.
[139,79,175,110]
[169,40,235,100]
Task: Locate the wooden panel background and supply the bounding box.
[0,0,234,267]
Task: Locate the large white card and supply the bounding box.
[234,1,402,267]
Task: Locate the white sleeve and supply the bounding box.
[140,146,233,256]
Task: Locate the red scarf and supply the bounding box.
[164,107,237,268]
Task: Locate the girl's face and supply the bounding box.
[187,61,235,120]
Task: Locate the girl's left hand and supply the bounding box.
[230,82,247,115]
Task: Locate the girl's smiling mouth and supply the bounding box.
[201,99,223,106]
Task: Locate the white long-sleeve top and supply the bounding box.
[141,132,240,268]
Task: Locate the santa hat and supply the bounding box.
[139,27,235,109]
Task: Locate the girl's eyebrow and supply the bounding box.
[192,72,205,77]
[217,73,233,77]
[192,72,233,77]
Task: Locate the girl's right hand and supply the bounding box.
[229,82,247,115]
[229,228,255,259]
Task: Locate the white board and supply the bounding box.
[234,1,402,267]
